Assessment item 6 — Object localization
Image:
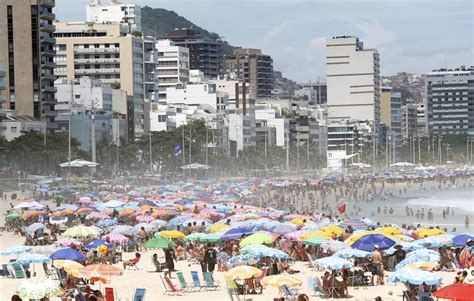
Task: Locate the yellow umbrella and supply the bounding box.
[261,275,302,287]
[300,230,333,240]
[225,266,262,280]
[209,224,230,233]
[321,225,344,236]
[406,262,440,271]
[415,228,445,239]
[160,230,185,239]
[53,260,84,276]
[290,218,306,226]
[374,227,403,236]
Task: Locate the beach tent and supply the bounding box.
[59,159,99,168]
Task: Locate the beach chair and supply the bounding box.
[226,279,242,301]
[176,271,193,292]
[281,284,299,300]
[244,277,262,294]
[127,257,141,270]
[11,263,25,279]
[308,276,325,296]
[164,276,186,295]
[0,264,11,278]
[42,262,56,278]
[160,275,171,295]
[190,271,205,291]
[132,288,146,301]
[203,272,220,290]
[105,287,115,301]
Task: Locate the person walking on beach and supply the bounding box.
[371,245,384,285]
[164,243,177,278]
[204,243,218,275]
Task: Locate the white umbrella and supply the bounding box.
[14,201,44,209]
[26,223,46,236]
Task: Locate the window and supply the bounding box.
[11,126,17,133]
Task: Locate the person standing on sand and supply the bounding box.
[164,243,177,278]
[371,245,384,285]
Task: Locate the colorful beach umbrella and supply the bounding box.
[261,275,303,287]
[85,239,112,250]
[239,233,274,247]
[433,283,474,300]
[388,267,442,285]
[78,264,123,277]
[101,233,129,244]
[159,230,185,239]
[50,248,85,262]
[1,246,32,256]
[352,234,396,252]
[16,277,60,300]
[303,236,328,246]
[144,237,176,249]
[225,265,262,280]
[315,256,353,270]
[62,225,100,238]
[221,227,254,240]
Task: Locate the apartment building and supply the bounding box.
[223,48,274,99]
[0,0,57,130]
[53,21,145,138]
[86,0,141,32]
[380,86,402,154]
[156,39,189,100]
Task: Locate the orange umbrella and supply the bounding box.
[78,264,123,277]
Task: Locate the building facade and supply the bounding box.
[380,86,402,156]
[167,29,222,79]
[0,0,57,130]
[294,82,327,105]
[53,21,145,139]
[222,48,273,99]
[156,39,189,100]
[401,103,418,142]
[326,36,380,126]
[2,112,45,142]
[426,66,474,135]
[86,0,141,33]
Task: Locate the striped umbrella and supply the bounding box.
[341,219,368,230]
[261,275,302,287]
[225,265,262,280]
[303,236,328,246]
[55,238,83,247]
[136,215,155,223]
[101,233,129,244]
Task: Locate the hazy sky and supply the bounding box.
[56,0,473,82]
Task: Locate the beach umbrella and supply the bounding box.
[239,233,274,247]
[144,237,176,249]
[314,256,353,270]
[101,233,129,244]
[62,225,100,238]
[26,223,45,236]
[16,253,51,264]
[86,239,112,250]
[50,248,85,262]
[386,242,424,255]
[416,235,453,248]
[132,223,157,234]
[227,254,260,266]
[15,277,60,300]
[31,245,61,255]
[415,228,445,239]
[97,219,118,228]
[341,219,368,230]
[374,227,403,236]
[1,246,32,256]
[240,245,288,259]
[321,239,350,252]
[55,238,83,247]
[321,225,344,236]
[14,201,44,209]
[149,219,167,229]
[225,265,262,280]
[334,248,371,259]
[159,230,185,239]
[53,259,84,274]
[352,234,396,252]
[6,212,21,220]
[102,200,125,208]
[136,215,155,223]
[78,264,123,277]
[303,236,328,246]
[452,234,474,247]
[209,224,230,233]
[405,249,440,262]
[300,230,333,240]
[271,224,297,235]
[387,267,442,285]
[261,275,303,287]
[49,216,68,224]
[221,227,254,240]
[433,283,474,300]
[110,225,133,235]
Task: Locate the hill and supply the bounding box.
[141,6,234,54]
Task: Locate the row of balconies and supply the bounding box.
[40,10,55,21]
[39,0,55,8]
[74,58,120,64]
[75,48,120,54]
[40,23,55,33]
[75,68,120,74]
[40,34,55,44]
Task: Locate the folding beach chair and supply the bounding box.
[164,276,186,295]
[191,271,205,291]
[0,264,11,278]
[132,288,146,301]
[244,277,262,294]
[281,284,299,300]
[308,276,325,296]
[11,263,25,279]
[176,271,193,292]
[42,262,56,278]
[226,279,242,301]
[105,287,115,301]
[203,272,220,290]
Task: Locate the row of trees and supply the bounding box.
[0,120,471,176]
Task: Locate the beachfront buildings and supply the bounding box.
[0,0,57,131]
[155,39,190,100]
[222,48,274,99]
[53,21,146,139]
[380,86,402,159]
[326,36,380,126]
[294,82,327,105]
[86,0,141,33]
[167,28,222,79]
[426,66,474,135]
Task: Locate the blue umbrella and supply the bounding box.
[167,216,192,230]
[16,253,52,264]
[1,246,32,256]
[227,254,260,266]
[50,248,85,262]
[221,227,254,240]
[352,234,396,252]
[271,224,297,235]
[315,256,353,270]
[334,248,371,259]
[386,242,424,255]
[85,239,112,250]
[452,234,474,247]
[388,267,442,285]
[405,249,440,262]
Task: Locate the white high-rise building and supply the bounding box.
[326,36,380,125]
[86,0,141,33]
[156,39,189,100]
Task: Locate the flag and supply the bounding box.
[337,203,346,214]
[174,144,183,157]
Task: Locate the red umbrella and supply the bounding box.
[432,283,474,300]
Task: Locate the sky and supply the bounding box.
[56,0,473,83]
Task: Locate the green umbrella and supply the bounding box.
[303,236,328,246]
[54,195,65,201]
[184,233,205,241]
[6,212,21,220]
[239,233,274,247]
[184,233,220,243]
[144,237,177,249]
